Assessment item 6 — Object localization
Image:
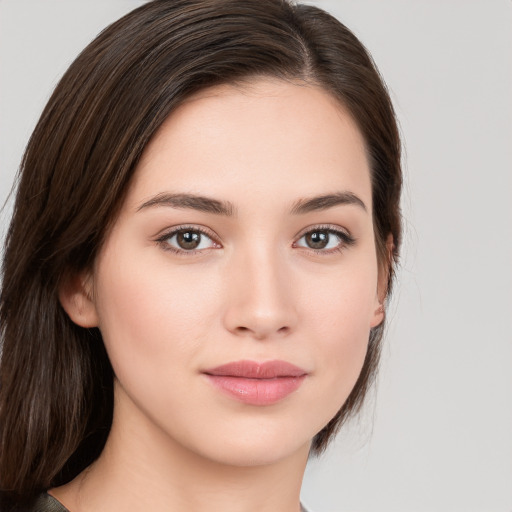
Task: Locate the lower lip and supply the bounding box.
[205,375,306,405]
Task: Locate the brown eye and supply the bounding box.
[176,230,201,250]
[161,228,218,252]
[304,231,330,249]
[294,227,355,253]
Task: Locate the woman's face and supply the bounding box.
[78,78,384,467]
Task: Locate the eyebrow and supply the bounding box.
[137,191,367,216]
[138,193,236,216]
[290,192,367,214]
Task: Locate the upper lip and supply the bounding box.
[203,360,307,379]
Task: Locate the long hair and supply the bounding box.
[0,0,401,502]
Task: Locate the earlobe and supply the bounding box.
[371,234,394,328]
[59,272,99,328]
[370,302,385,328]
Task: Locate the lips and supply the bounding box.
[203,360,307,406]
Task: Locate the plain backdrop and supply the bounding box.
[0,1,511,511]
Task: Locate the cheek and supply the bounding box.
[302,261,378,405]
[313,304,371,392]
[305,255,378,336]
[93,250,223,383]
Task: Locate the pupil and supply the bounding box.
[177,231,200,250]
[306,231,328,249]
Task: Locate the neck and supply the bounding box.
[52,385,310,512]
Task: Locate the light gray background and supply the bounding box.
[1,1,511,511]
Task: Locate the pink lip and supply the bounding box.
[203,360,307,406]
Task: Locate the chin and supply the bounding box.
[169,411,323,469]
[194,433,311,468]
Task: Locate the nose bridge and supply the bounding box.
[223,238,297,339]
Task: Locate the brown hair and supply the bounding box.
[0,0,401,502]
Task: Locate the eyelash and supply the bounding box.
[293,224,356,255]
[155,224,356,256]
[155,225,220,256]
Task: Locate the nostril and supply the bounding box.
[232,324,290,338]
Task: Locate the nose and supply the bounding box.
[222,246,298,340]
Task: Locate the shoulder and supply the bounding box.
[1,493,69,512]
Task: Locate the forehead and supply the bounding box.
[127,78,372,212]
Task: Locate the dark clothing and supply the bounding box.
[3,494,69,512]
[8,493,310,511]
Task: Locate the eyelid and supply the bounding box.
[153,223,355,256]
[292,224,356,252]
[154,224,222,254]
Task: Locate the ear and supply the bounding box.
[370,234,394,328]
[59,271,99,328]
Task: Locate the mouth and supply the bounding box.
[202,360,308,406]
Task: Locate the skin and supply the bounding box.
[56,78,386,512]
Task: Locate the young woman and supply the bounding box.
[0,1,402,511]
